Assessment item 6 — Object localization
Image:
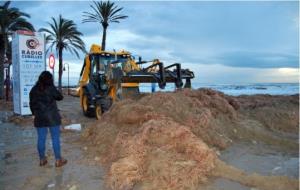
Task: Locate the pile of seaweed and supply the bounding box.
[82,89,299,190]
[82,89,240,189]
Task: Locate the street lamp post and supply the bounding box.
[63,63,70,95]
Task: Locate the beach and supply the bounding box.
[1,1,298,189]
[0,89,299,190]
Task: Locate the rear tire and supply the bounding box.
[95,97,112,120]
[101,97,113,112]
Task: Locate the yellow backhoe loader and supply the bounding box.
[78,44,194,119]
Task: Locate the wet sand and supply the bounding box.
[201,142,299,190]
[0,91,299,190]
[0,96,107,190]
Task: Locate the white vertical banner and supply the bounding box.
[12,31,46,115]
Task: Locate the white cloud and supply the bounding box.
[83,29,175,61]
[184,63,299,84]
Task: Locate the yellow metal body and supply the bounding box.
[78,44,141,105]
[118,50,139,88]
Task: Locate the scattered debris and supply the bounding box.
[47,183,55,188]
[64,124,81,131]
[68,185,77,190]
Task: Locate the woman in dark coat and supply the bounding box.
[29,71,67,167]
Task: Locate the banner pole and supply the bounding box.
[52,68,54,84]
[44,34,46,71]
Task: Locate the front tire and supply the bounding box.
[81,93,94,117]
[95,104,102,120]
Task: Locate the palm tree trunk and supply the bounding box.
[101,26,107,51]
[58,48,63,92]
[0,34,5,99]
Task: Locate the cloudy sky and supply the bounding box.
[11,1,299,85]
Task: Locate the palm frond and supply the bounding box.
[8,17,35,31]
[82,1,128,50]
[40,15,86,57]
[1,1,11,9]
[110,7,123,17]
[0,2,35,34]
[82,1,128,25]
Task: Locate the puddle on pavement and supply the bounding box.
[219,142,299,178]
[201,177,251,190]
[202,141,299,190]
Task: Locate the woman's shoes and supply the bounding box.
[39,158,48,166]
[55,158,67,167]
[39,157,67,167]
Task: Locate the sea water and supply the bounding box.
[138,82,299,96]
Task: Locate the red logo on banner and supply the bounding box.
[49,54,55,69]
[16,30,34,36]
[26,38,39,49]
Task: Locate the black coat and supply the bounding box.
[29,85,63,127]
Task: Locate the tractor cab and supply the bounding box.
[89,53,115,93]
[90,53,117,74]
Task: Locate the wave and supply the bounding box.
[139,83,299,96]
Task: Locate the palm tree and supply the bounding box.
[82,1,128,50]
[0,1,34,99]
[39,15,86,91]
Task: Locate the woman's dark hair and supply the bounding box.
[36,71,54,90]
